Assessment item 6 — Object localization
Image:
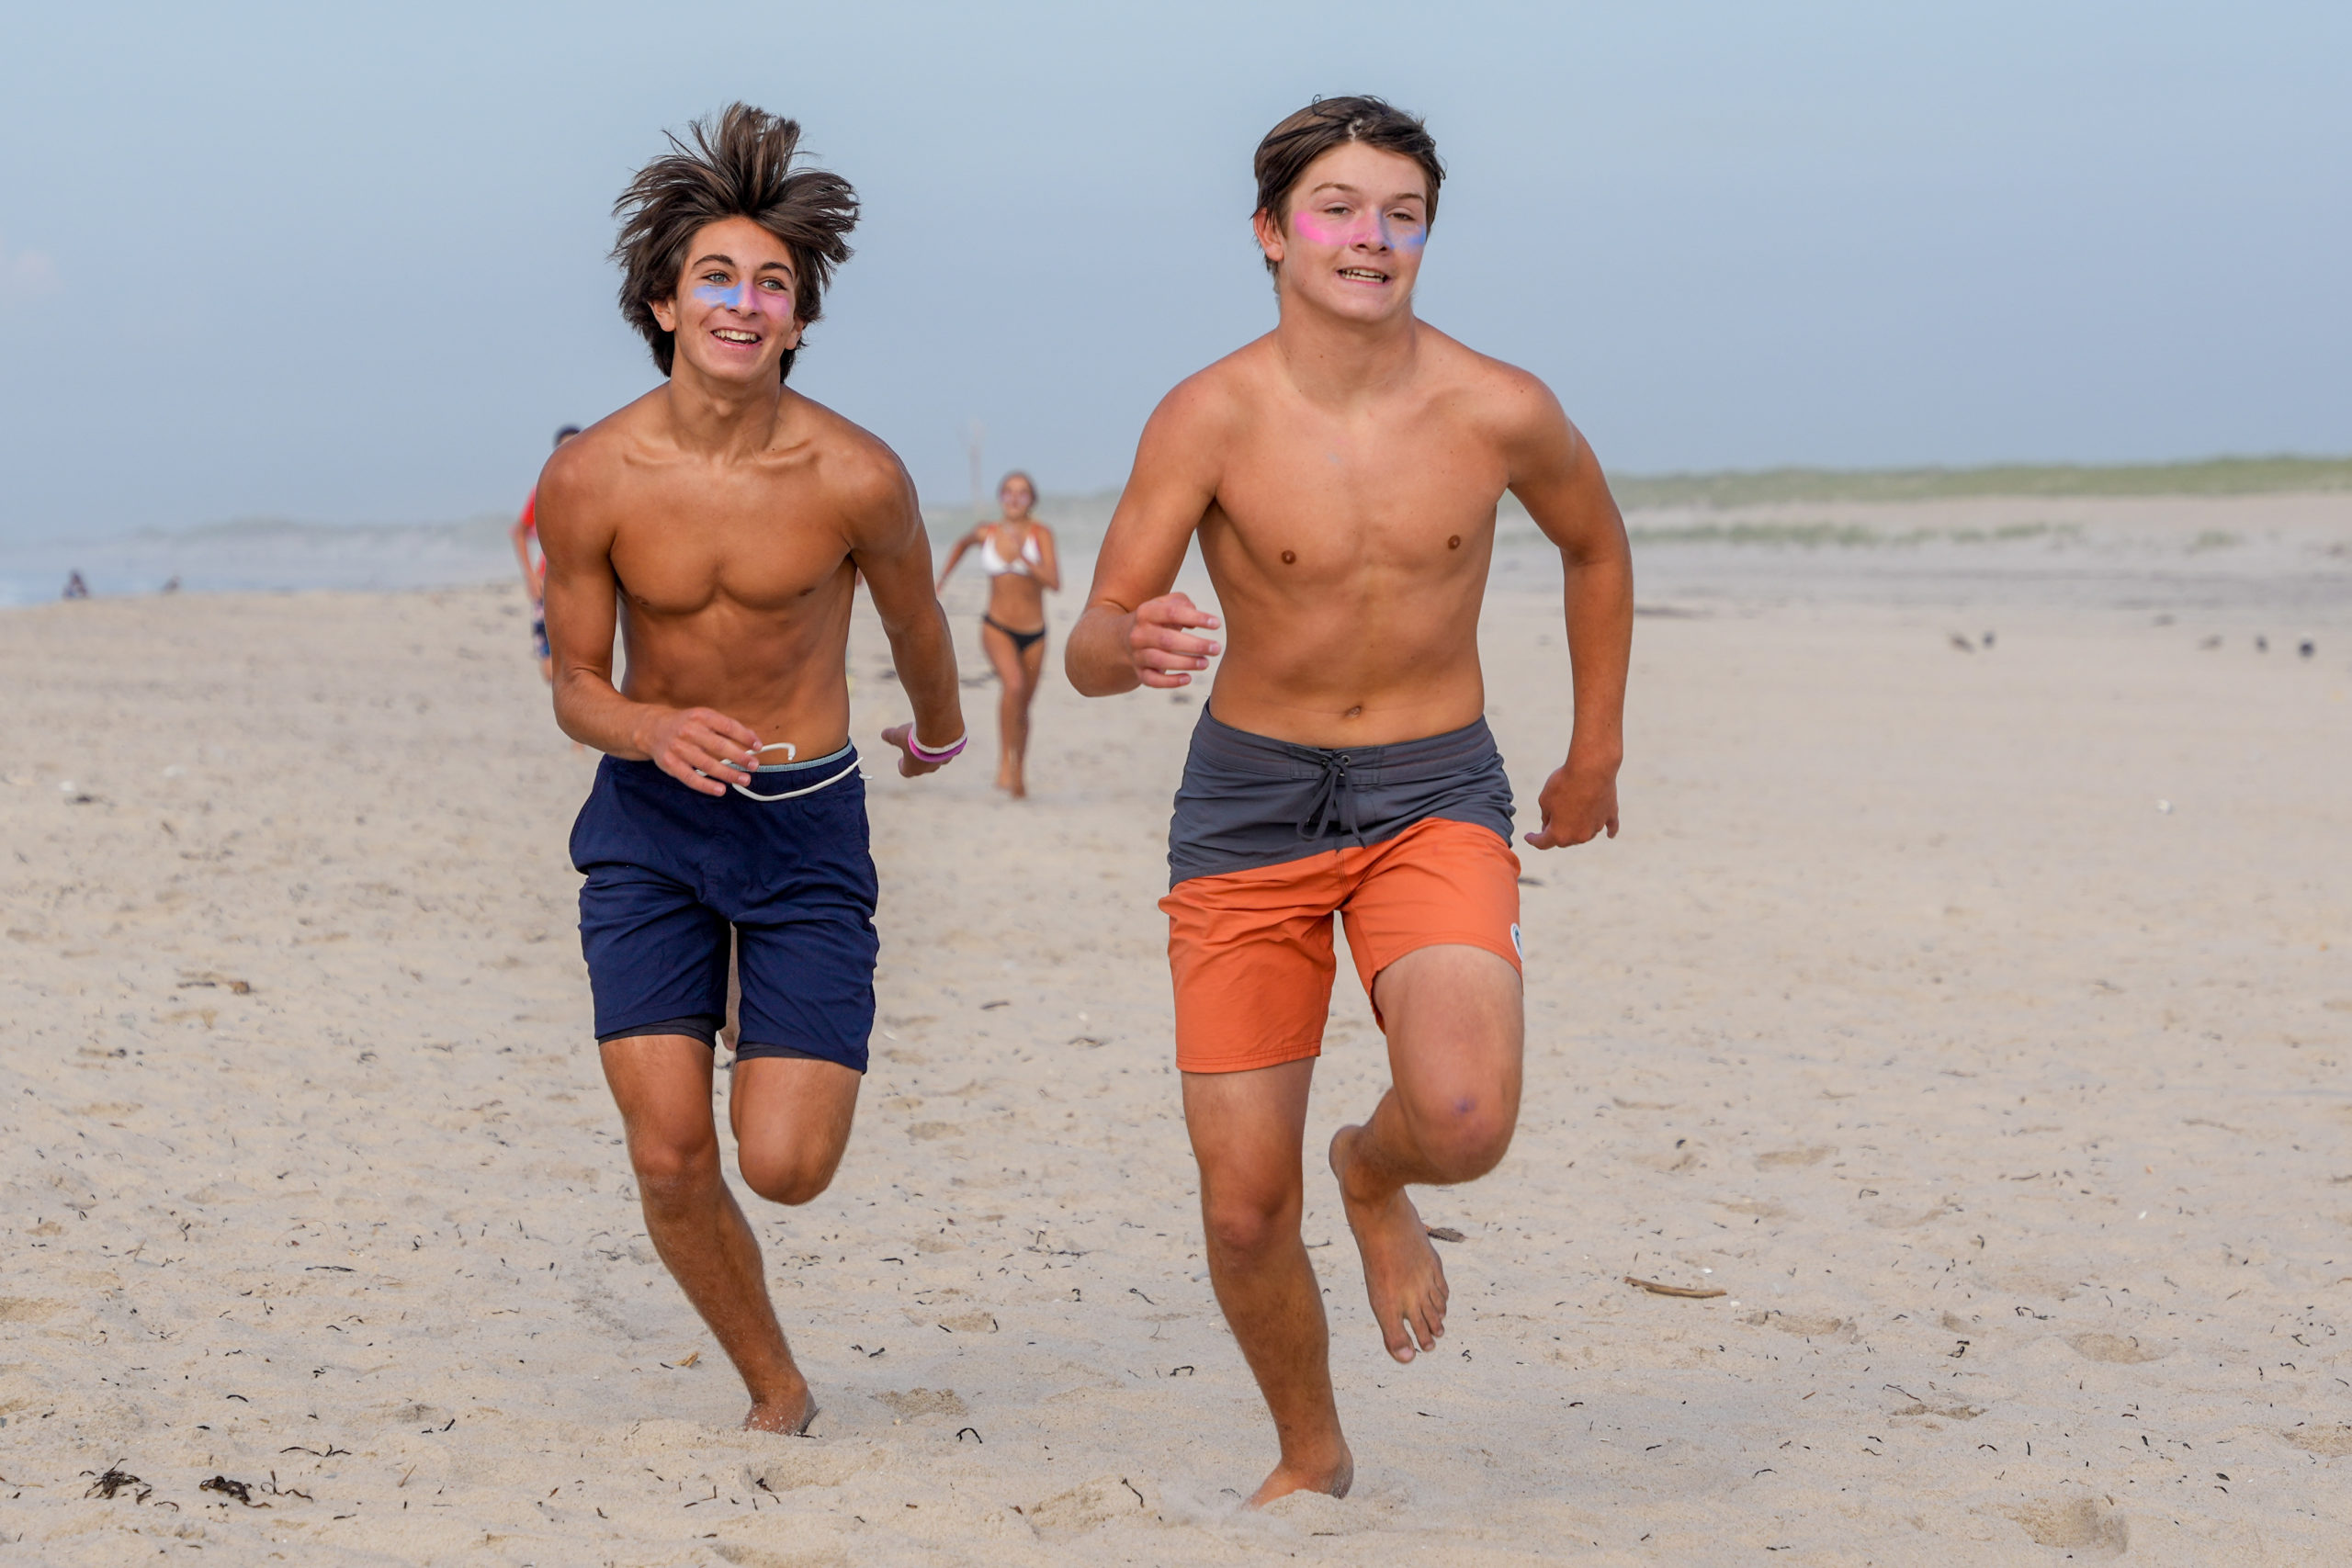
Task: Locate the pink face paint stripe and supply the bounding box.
[1292,211,1424,250]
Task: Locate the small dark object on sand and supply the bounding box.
[199,1475,266,1506]
[1426,1225,1467,1243]
[2256,636,2269,652]
[1947,634,1975,652]
[85,1465,149,1501]
[1981,631,1996,649]
[177,973,253,995]
[2199,635,2222,650]
[2300,639,2315,659]
[162,576,182,594]
[1625,1275,1727,1300]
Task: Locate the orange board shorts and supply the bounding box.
[1159,708,1523,1075]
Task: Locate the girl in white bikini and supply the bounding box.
[936,471,1061,796]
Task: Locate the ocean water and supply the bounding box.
[0,517,523,606]
[15,487,2336,622]
[0,494,1131,608]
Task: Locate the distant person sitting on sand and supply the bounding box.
[62,570,89,600]
[512,425,583,682]
[935,471,1061,795]
[1068,96,1632,1506]
[537,104,964,1436]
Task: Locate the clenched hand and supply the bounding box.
[643,706,761,796]
[1126,592,1222,688]
[1523,753,1620,849]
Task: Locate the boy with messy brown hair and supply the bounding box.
[537,103,966,1434]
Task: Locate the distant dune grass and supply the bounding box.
[1623,520,2084,549]
[956,457,2351,546]
[1609,455,2352,510]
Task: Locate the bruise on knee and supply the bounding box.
[1403,1091,1518,1182]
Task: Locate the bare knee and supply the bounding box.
[738,1145,841,1207]
[630,1133,720,1209]
[1202,1185,1300,1263]
[1406,1096,1517,1183]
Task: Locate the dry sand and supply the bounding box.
[2,494,2349,1564]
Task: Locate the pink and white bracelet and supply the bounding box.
[906,731,967,764]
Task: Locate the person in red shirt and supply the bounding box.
[512,424,582,681]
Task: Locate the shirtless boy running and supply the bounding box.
[1067,96,1633,1503]
[537,104,966,1433]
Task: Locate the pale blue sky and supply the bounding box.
[1,1,2345,540]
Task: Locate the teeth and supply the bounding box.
[715,330,758,343]
[1339,269,1386,281]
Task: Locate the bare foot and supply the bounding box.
[742,1381,817,1436]
[1247,1446,1353,1508]
[1330,1124,1449,1362]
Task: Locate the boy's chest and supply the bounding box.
[605,480,848,615]
[1213,404,1508,566]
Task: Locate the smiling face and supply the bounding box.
[649,215,806,385]
[1254,142,1430,323]
[999,475,1035,518]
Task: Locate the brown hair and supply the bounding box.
[611,103,858,381]
[1252,96,1443,279]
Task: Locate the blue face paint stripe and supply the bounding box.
[692,279,754,312]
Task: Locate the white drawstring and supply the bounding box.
[729,741,859,802]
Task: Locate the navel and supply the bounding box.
[1447,534,1462,550]
[1344,705,1363,719]
[1280,549,1297,565]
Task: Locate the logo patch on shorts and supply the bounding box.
[1510,921,1523,959]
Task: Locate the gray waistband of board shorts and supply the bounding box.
[1167,705,1514,886]
[752,742,854,774]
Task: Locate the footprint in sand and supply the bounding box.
[1740,1310,1858,1341]
[711,1541,851,1568]
[874,1388,967,1420]
[0,1297,70,1322]
[1992,1267,2080,1302]
[2066,1332,2172,1364]
[1756,1146,1834,1168]
[1028,1474,1154,1540]
[2004,1495,2128,1556]
[2281,1424,2352,1457]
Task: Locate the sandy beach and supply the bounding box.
[3,493,2349,1564]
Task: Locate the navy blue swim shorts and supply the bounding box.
[569,745,877,1072]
